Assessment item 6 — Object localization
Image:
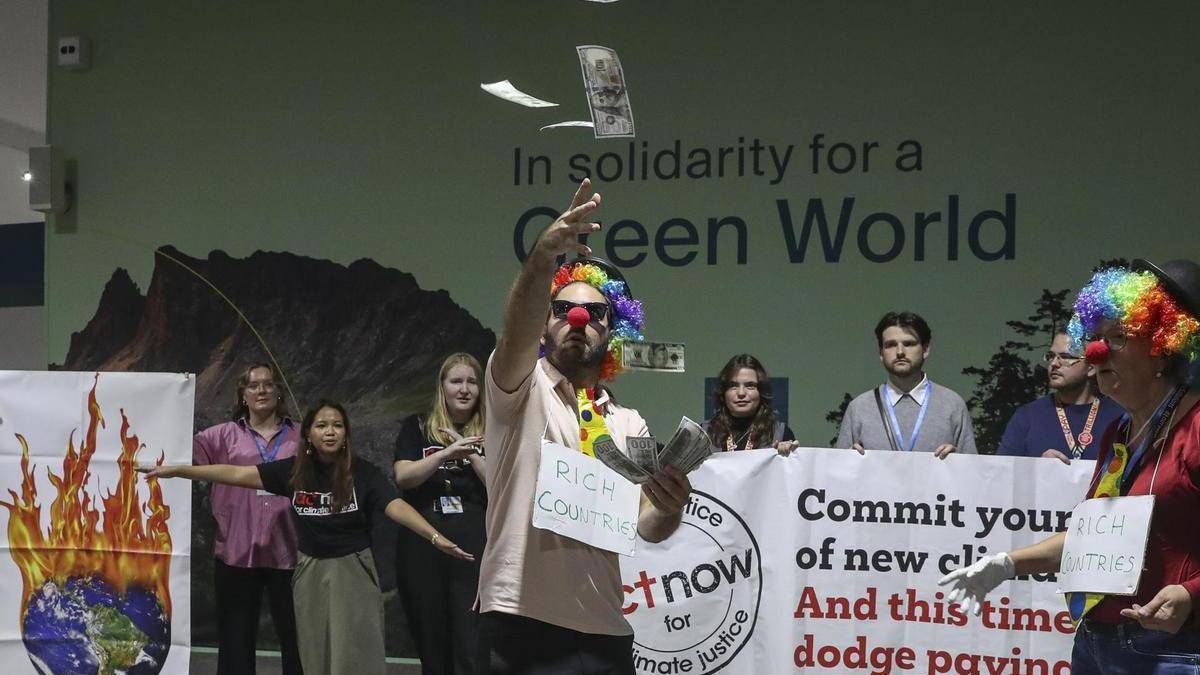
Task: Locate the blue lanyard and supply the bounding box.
[1114,384,1187,492]
[882,381,932,452]
[251,427,287,463]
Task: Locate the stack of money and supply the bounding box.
[594,438,653,485]
[626,436,659,473]
[656,417,712,474]
[594,417,712,484]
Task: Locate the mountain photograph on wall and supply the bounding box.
[59,245,497,655]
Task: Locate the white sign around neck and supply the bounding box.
[532,440,642,556]
[1056,495,1154,596]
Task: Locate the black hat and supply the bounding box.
[563,255,633,298]
[1132,258,1200,321]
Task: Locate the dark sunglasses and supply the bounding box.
[551,300,610,323]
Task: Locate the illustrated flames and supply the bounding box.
[0,377,172,617]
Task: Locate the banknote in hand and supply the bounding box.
[594,438,652,484]
[657,417,712,474]
[626,436,659,473]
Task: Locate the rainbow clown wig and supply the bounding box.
[550,257,645,381]
[1067,266,1200,360]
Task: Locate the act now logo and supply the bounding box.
[622,491,762,674]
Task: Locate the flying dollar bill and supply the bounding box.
[480,80,559,108]
[540,120,595,131]
[576,45,635,138]
[622,341,685,373]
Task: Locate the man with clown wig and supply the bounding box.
[940,258,1200,673]
[474,179,692,674]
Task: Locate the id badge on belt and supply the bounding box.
[439,496,464,514]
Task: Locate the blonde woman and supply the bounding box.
[393,353,487,674]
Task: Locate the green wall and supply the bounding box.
[47,0,1200,443]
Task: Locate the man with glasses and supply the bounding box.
[995,332,1124,460]
[476,179,691,674]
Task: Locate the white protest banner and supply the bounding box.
[1057,495,1153,595]
[621,448,1091,675]
[0,371,194,675]
[533,440,642,555]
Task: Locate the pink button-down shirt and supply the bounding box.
[193,418,299,569]
[479,357,650,636]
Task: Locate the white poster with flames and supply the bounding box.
[0,371,193,675]
[622,449,1090,675]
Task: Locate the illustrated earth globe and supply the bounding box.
[21,577,170,674]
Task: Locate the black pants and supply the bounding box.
[398,507,486,675]
[476,612,635,675]
[213,558,303,675]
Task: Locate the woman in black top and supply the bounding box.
[393,353,487,675]
[142,400,470,675]
[704,354,799,455]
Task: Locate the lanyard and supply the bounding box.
[1102,384,1187,494]
[1055,399,1100,459]
[726,428,753,452]
[881,380,932,452]
[252,427,287,463]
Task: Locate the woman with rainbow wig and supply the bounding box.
[940,258,1200,673]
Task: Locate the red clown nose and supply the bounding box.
[566,306,591,329]
[1084,340,1110,364]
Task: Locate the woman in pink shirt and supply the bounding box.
[193,363,302,675]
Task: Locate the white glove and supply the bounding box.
[937,552,1014,615]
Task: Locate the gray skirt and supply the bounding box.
[293,548,386,675]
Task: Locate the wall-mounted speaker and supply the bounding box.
[28,146,67,214]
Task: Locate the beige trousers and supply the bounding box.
[292,548,386,675]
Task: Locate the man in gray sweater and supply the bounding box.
[835,311,977,457]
